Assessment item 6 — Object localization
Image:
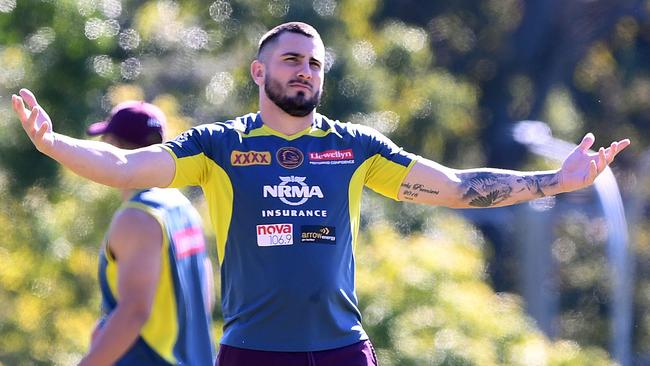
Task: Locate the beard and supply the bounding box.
[264,74,321,117]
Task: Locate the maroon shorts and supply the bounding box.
[215,340,378,366]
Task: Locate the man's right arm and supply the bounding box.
[12,89,174,188]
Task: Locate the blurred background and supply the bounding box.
[1,0,649,365]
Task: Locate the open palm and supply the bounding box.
[559,133,630,192]
[11,88,55,153]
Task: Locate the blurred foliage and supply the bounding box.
[357,216,613,366]
[0,171,118,365]
[1,0,650,364]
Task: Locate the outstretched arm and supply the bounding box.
[398,133,630,208]
[12,89,174,188]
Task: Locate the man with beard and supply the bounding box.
[13,22,629,366]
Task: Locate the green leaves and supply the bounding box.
[356,216,612,365]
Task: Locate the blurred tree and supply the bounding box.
[0,0,111,193]
[0,171,117,365]
[356,215,614,366]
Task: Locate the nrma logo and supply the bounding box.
[263,176,324,206]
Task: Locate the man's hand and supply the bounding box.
[559,133,631,192]
[12,88,55,153]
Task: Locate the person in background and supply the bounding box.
[77,101,215,366]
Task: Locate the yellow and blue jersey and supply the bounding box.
[98,188,215,365]
[163,113,417,352]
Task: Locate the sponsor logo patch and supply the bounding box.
[263,176,324,206]
[308,149,355,165]
[309,149,354,161]
[277,147,304,169]
[301,225,336,244]
[256,223,294,247]
[172,226,206,258]
[231,150,271,166]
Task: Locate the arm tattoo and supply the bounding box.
[401,182,439,201]
[459,172,559,208]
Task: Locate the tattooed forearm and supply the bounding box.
[401,182,440,201]
[459,173,512,207]
[520,174,559,197]
[458,171,559,208]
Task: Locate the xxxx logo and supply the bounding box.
[231,150,272,166]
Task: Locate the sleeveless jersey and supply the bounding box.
[162,113,417,352]
[98,188,215,365]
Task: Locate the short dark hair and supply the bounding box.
[257,22,321,59]
[102,131,162,150]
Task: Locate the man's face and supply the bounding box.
[262,32,325,117]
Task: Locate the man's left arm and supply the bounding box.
[398,133,630,208]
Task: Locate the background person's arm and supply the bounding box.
[398,133,630,208]
[204,257,216,313]
[12,88,174,188]
[78,208,162,366]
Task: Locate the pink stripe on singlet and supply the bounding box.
[172,226,205,258]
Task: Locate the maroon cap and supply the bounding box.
[86,101,166,148]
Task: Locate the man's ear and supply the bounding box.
[250,60,265,86]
